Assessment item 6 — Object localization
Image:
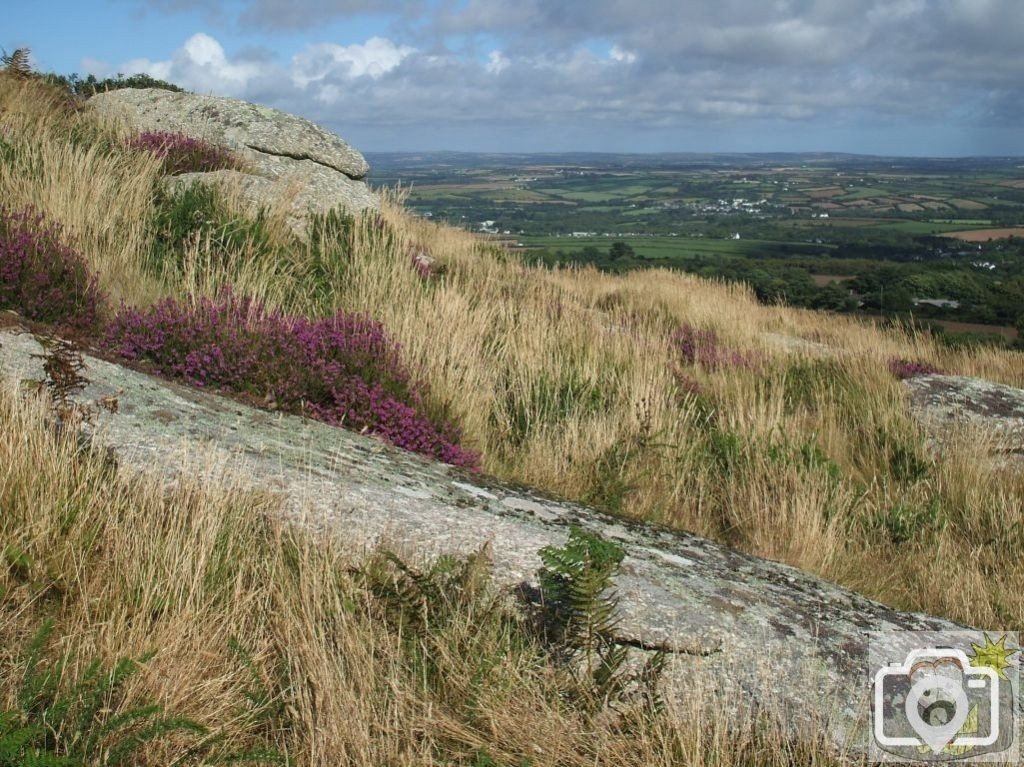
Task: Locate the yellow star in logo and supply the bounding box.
[969,634,1019,681]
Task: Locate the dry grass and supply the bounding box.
[3,74,1023,627]
[1,73,1022,762]
[0,74,164,308]
[0,386,852,766]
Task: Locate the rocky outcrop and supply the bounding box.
[904,374,1024,466]
[0,326,978,756]
[89,88,378,233]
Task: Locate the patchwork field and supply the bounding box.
[943,227,1024,241]
[370,152,1024,341]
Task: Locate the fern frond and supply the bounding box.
[17,621,60,715]
[104,715,206,766]
[74,655,142,754]
[591,643,630,703]
[1,48,32,77]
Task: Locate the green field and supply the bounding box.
[520,235,830,261]
[835,187,889,201]
[865,220,985,235]
[369,152,1024,335]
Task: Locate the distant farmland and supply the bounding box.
[943,227,1024,242]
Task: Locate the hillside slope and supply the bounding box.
[1,70,1022,764]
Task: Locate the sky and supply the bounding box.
[6,0,1024,156]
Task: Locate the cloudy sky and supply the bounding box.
[7,0,1024,156]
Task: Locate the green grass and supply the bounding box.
[833,187,888,201]
[533,188,621,203]
[864,220,983,234]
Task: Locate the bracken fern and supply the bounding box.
[6,621,207,766]
[1,49,32,78]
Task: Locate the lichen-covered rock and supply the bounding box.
[90,88,379,232]
[164,167,378,238]
[90,88,368,177]
[904,374,1024,465]
[0,326,978,755]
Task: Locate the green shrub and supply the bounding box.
[862,500,947,545]
[875,425,931,483]
[583,442,640,515]
[782,358,855,412]
[494,369,610,451]
[704,427,745,475]
[766,438,841,483]
[148,181,279,274]
[536,527,664,712]
[2,622,205,766]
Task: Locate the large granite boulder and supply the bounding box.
[89,88,378,234]
[4,326,1011,758]
[904,374,1024,467]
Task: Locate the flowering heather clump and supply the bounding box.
[0,207,102,331]
[125,131,242,175]
[105,292,478,468]
[672,323,757,371]
[888,357,943,379]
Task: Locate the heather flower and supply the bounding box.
[0,206,102,331]
[105,291,479,468]
[888,358,943,379]
[125,131,242,175]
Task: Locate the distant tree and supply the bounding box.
[42,71,184,97]
[811,282,858,312]
[608,241,635,261]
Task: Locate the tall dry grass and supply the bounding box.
[0,385,853,766]
[1,73,1022,643]
[295,204,1023,628]
[0,74,164,308]
[357,201,1024,618]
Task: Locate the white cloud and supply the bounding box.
[104,0,1024,152]
[291,37,414,88]
[486,50,510,74]
[120,33,262,95]
[179,33,262,93]
[608,45,636,64]
[121,56,173,82]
